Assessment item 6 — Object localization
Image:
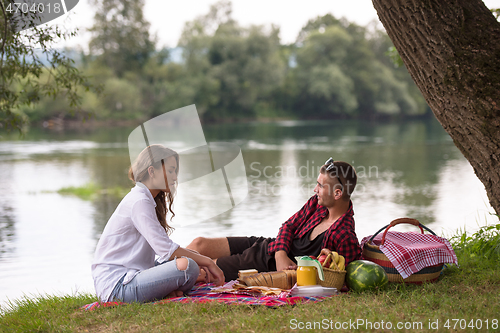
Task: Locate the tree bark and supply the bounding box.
[372,0,500,216]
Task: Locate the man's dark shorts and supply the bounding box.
[216,236,277,282]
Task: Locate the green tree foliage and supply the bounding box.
[492,8,500,20]
[78,0,158,121]
[88,0,155,77]
[291,15,428,118]
[178,0,285,120]
[17,1,434,126]
[0,1,93,132]
[293,24,359,116]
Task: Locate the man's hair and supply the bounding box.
[319,161,357,199]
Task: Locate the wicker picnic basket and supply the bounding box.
[317,267,346,290]
[362,218,444,284]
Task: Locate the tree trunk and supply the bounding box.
[372,0,500,217]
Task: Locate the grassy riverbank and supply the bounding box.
[56,183,130,201]
[1,224,499,333]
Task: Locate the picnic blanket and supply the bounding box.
[81,282,332,310]
[361,231,458,279]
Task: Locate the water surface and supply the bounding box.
[0,119,496,307]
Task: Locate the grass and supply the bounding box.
[450,223,500,262]
[56,182,130,201]
[1,223,499,333]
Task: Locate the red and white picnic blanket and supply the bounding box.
[81,282,332,310]
[361,231,458,279]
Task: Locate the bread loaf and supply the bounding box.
[238,270,297,289]
[238,269,258,278]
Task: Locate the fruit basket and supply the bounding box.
[315,251,346,290]
[318,267,346,290]
[362,218,447,284]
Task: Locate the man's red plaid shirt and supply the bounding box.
[267,195,361,265]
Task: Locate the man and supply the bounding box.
[187,158,361,281]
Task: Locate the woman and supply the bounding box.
[92,144,225,303]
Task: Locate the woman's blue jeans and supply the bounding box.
[108,257,199,303]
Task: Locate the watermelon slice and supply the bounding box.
[346,260,389,292]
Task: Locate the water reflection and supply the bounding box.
[0,161,16,259]
[0,204,15,257]
[0,118,496,306]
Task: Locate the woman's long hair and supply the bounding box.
[128,145,179,235]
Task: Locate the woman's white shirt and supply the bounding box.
[91,182,179,302]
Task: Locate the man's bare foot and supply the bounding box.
[196,269,207,283]
[167,290,184,298]
[196,267,219,284]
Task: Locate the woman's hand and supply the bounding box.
[205,261,225,286]
[173,247,225,285]
[196,264,225,286]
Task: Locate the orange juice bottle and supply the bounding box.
[295,256,325,286]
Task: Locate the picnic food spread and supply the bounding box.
[228,218,458,297]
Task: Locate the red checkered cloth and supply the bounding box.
[361,231,458,279]
[81,283,333,310]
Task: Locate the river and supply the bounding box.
[0,118,496,308]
